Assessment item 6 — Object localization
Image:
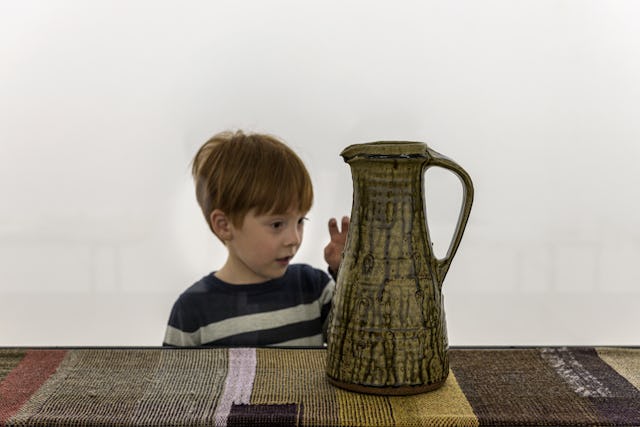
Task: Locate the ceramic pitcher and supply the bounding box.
[326,141,474,395]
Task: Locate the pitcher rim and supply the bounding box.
[341,141,428,161]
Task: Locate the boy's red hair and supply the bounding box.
[192,130,314,232]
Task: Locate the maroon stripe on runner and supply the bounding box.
[0,350,67,426]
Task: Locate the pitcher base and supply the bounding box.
[327,376,446,396]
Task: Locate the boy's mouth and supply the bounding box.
[276,256,292,266]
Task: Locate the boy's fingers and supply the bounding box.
[328,218,339,235]
[341,216,350,233]
[329,216,350,239]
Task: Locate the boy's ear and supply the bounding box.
[210,209,232,241]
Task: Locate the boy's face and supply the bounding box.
[223,208,307,284]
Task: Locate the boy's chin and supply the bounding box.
[273,266,289,277]
[269,264,290,279]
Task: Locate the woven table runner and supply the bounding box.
[1,347,639,426]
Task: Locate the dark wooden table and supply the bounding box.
[1,346,639,426]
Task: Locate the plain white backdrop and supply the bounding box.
[1,0,639,346]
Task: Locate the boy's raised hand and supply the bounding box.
[324,216,350,276]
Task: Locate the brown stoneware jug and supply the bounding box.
[326,141,474,395]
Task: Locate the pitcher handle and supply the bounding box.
[425,148,474,287]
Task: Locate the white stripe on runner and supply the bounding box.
[213,348,257,427]
[541,347,612,397]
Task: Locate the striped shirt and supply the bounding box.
[163,264,335,347]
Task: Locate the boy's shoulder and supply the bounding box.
[181,273,216,296]
[282,263,334,299]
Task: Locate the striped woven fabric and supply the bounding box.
[1,347,639,426]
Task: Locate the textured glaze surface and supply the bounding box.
[326,141,474,395]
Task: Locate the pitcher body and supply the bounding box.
[326,141,473,395]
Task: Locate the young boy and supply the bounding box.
[163,130,349,347]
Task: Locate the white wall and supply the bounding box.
[1,0,639,346]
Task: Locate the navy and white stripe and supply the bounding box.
[163,264,334,347]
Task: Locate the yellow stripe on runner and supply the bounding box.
[389,371,479,427]
[597,347,640,391]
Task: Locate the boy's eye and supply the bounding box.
[298,217,309,225]
[271,221,284,229]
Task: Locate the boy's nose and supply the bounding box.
[285,226,302,246]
